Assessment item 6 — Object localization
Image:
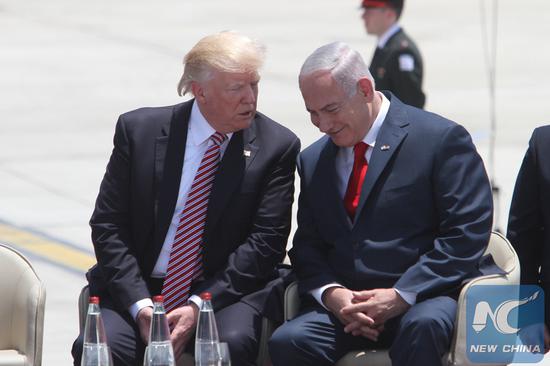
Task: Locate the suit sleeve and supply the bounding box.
[89,116,150,310]
[394,124,493,300]
[193,136,301,310]
[507,130,543,285]
[288,155,341,296]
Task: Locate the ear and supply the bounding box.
[357,77,375,101]
[191,81,207,103]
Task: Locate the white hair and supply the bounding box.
[177,31,266,96]
[300,42,374,97]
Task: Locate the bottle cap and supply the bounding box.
[153,295,163,303]
[89,296,100,304]
[200,292,212,301]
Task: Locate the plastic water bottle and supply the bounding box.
[144,295,175,366]
[81,296,113,366]
[195,292,221,366]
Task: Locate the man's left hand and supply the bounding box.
[166,303,199,360]
[340,288,410,335]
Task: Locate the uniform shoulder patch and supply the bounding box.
[398,54,415,71]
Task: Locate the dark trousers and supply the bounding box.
[72,299,262,366]
[268,296,456,366]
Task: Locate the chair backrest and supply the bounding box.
[484,231,519,277]
[0,243,46,366]
[447,231,520,366]
[78,285,90,332]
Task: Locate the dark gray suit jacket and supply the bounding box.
[88,99,300,321]
[508,125,550,326]
[291,93,493,302]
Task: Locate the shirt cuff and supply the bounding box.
[188,295,203,310]
[394,288,416,305]
[129,298,154,321]
[310,283,343,310]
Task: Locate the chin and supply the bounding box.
[330,136,351,148]
[230,119,253,133]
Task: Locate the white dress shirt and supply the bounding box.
[310,92,416,309]
[129,100,232,319]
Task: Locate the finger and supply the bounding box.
[341,302,372,315]
[174,343,184,360]
[343,321,362,334]
[352,290,374,301]
[346,311,376,327]
[171,335,184,358]
[358,326,380,341]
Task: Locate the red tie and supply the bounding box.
[161,131,227,312]
[344,142,369,220]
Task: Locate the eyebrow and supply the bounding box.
[306,102,339,113]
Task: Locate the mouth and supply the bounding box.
[328,126,345,136]
[238,110,254,119]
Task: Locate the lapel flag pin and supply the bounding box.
[381,145,390,151]
[243,149,251,157]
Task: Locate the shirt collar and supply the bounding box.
[378,23,401,48]
[362,91,390,148]
[189,100,232,146]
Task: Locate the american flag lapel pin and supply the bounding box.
[381,145,390,151]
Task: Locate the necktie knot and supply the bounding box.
[210,132,227,146]
[354,142,368,159]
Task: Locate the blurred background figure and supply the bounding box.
[507,125,550,352]
[361,0,426,108]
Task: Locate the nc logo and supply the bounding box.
[472,291,540,334]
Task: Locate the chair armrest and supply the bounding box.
[447,271,520,366]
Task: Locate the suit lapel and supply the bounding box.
[154,100,193,252]
[204,117,258,231]
[354,96,409,223]
[312,140,352,231]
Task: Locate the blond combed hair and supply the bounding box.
[177,31,266,96]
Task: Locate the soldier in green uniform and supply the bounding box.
[361,0,426,108]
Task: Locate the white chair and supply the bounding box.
[284,231,521,366]
[0,244,46,366]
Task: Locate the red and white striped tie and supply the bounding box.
[161,131,227,312]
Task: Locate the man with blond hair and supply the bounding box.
[72,31,300,366]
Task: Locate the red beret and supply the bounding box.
[362,0,403,9]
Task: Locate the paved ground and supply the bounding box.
[1,0,550,364]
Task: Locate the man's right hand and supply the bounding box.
[322,287,379,341]
[322,287,354,324]
[136,306,153,344]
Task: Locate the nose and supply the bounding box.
[242,85,257,104]
[315,115,333,134]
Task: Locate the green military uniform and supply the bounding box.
[369,27,425,108]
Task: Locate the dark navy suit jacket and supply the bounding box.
[88,99,300,321]
[290,93,494,303]
[508,125,550,326]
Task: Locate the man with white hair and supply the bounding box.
[72,31,300,366]
[269,41,493,365]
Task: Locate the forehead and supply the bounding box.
[211,69,260,84]
[300,72,346,109]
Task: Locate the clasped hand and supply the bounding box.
[323,287,410,341]
[137,303,199,360]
